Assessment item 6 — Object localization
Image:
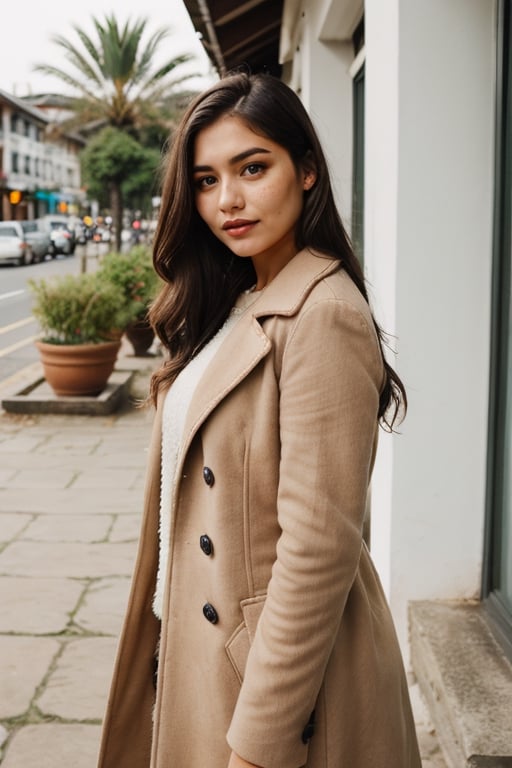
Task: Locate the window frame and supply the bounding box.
[483,0,512,659]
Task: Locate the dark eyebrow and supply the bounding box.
[193,147,271,173]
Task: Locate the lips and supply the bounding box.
[222,219,258,237]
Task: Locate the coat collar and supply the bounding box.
[178,248,340,458]
[251,247,340,319]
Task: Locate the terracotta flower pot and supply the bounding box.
[36,339,121,397]
[125,318,155,356]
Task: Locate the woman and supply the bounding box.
[98,72,422,768]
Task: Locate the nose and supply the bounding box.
[218,178,244,212]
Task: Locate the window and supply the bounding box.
[24,155,31,175]
[484,0,512,657]
[351,17,365,265]
[11,152,19,173]
[352,61,365,264]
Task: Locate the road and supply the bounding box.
[0,244,107,383]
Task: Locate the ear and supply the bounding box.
[302,151,317,191]
[303,169,317,191]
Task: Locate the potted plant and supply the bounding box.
[97,245,160,355]
[29,272,133,396]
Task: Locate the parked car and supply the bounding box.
[0,221,33,266]
[43,215,76,257]
[20,220,52,263]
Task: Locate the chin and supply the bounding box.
[224,242,258,259]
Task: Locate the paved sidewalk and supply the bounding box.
[0,352,447,768]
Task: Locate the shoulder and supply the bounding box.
[287,266,378,354]
[302,266,374,324]
[261,266,383,386]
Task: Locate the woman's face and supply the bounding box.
[193,115,316,287]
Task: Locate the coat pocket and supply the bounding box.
[225,594,266,683]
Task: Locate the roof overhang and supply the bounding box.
[0,89,48,125]
[183,0,284,76]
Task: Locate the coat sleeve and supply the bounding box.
[226,296,384,768]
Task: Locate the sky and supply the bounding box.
[0,0,215,97]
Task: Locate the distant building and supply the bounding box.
[185,0,512,764]
[0,89,85,221]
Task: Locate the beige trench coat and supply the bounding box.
[98,248,421,768]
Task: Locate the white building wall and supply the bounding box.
[365,0,496,655]
[362,0,400,597]
[281,0,356,225]
[282,0,497,658]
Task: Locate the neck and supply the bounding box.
[251,244,297,290]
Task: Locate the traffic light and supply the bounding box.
[9,190,22,205]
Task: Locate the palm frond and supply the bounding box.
[36,12,199,135]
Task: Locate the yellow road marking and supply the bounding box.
[0,316,36,336]
[0,335,37,357]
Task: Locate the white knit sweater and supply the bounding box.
[153,288,263,619]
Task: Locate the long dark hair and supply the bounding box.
[149,72,406,429]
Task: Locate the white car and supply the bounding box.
[0,221,33,266]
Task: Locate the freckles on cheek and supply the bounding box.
[254,181,282,210]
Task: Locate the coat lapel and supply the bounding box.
[179,248,340,458]
[179,310,270,458]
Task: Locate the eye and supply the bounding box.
[195,175,217,189]
[243,163,265,177]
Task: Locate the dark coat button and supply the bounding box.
[301,709,316,744]
[202,466,215,486]
[202,603,218,624]
[200,535,213,556]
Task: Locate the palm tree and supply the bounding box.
[35,14,196,247]
[36,14,194,132]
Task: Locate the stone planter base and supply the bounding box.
[1,370,133,415]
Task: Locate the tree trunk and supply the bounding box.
[109,182,123,252]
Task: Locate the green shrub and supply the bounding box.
[29,272,132,344]
[96,245,160,322]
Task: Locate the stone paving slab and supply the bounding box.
[0,541,138,578]
[91,449,150,468]
[36,637,118,721]
[0,636,60,719]
[1,724,102,768]
[0,454,99,471]
[109,513,142,542]
[20,513,112,543]
[0,513,33,542]
[5,468,78,490]
[75,577,131,636]
[0,435,46,454]
[0,487,144,514]
[0,469,16,487]
[31,433,102,454]
[71,467,141,490]
[0,577,84,634]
